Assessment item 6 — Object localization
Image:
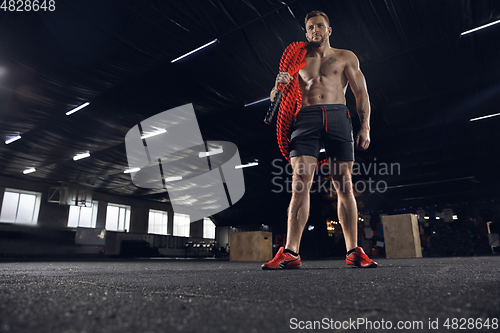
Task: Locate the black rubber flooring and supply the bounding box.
[1,256,499,333]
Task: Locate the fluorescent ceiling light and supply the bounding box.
[73,152,90,161]
[23,168,36,174]
[461,19,500,35]
[66,102,90,116]
[470,112,500,122]
[244,97,269,107]
[164,176,182,182]
[5,135,21,144]
[424,216,429,220]
[199,146,223,158]
[141,127,167,140]
[124,167,141,174]
[235,162,259,169]
[171,39,218,63]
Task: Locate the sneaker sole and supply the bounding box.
[262,258,301,270]
[346,258,378,268]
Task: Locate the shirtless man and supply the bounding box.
[262,10,377,269]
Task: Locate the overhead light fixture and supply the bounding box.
[5,135,21,145]
[164,176,183,182]
[124,167,141,174]
[23,167,36,174]
[235,162,259,169]
[470,112,500,122]
[452,215,458,220]
[424,216,429,220]
[461,19,500,36]
[66,102,90,116]
[140,127,167,140]
[244,97,270,107]
[319,148,326,153]
[73,152,90,161]
[171,39,218,63]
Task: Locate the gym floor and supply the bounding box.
[1,256,499,333]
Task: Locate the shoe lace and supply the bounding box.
[269,251,285,264]
[358,251,372,262]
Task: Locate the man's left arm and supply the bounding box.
[344,51,371,150]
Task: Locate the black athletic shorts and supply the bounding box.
[289,104,354,161]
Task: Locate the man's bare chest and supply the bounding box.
[299,55,346,81]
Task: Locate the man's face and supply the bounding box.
[305,16,332,47]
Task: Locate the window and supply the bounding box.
[68,200,98,228]
[173,213,190,237]
[0,189,41,224]
[148,210,169,235]
[203,218,215,239]
[105,203,130,232]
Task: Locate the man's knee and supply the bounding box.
[290,158,316,194]
[292,172,314,194]
[331,161,354,196]
[332,175,353,196]
[292,159,316,176]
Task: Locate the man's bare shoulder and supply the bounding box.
[333,48,358,62]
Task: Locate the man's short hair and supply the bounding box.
[304,10,330,27]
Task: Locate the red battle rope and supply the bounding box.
[275,41,308,162]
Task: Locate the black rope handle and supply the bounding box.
[264,90,282,125]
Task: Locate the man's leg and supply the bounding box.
[284,155,318,253]
[331,160,357,252]
[331,160,377,267]
[262,155,317,269]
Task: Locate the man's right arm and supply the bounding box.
[270,72,293,100]
[270,86,278,101]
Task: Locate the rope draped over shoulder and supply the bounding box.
[276,42,328,166]
[276,41,309,163]
[275,42,329,166]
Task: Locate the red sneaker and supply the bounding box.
[261,247,301,270]
[346,247,378,268]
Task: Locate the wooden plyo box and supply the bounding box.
[230,231,272,261]
[381,214,422,259]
